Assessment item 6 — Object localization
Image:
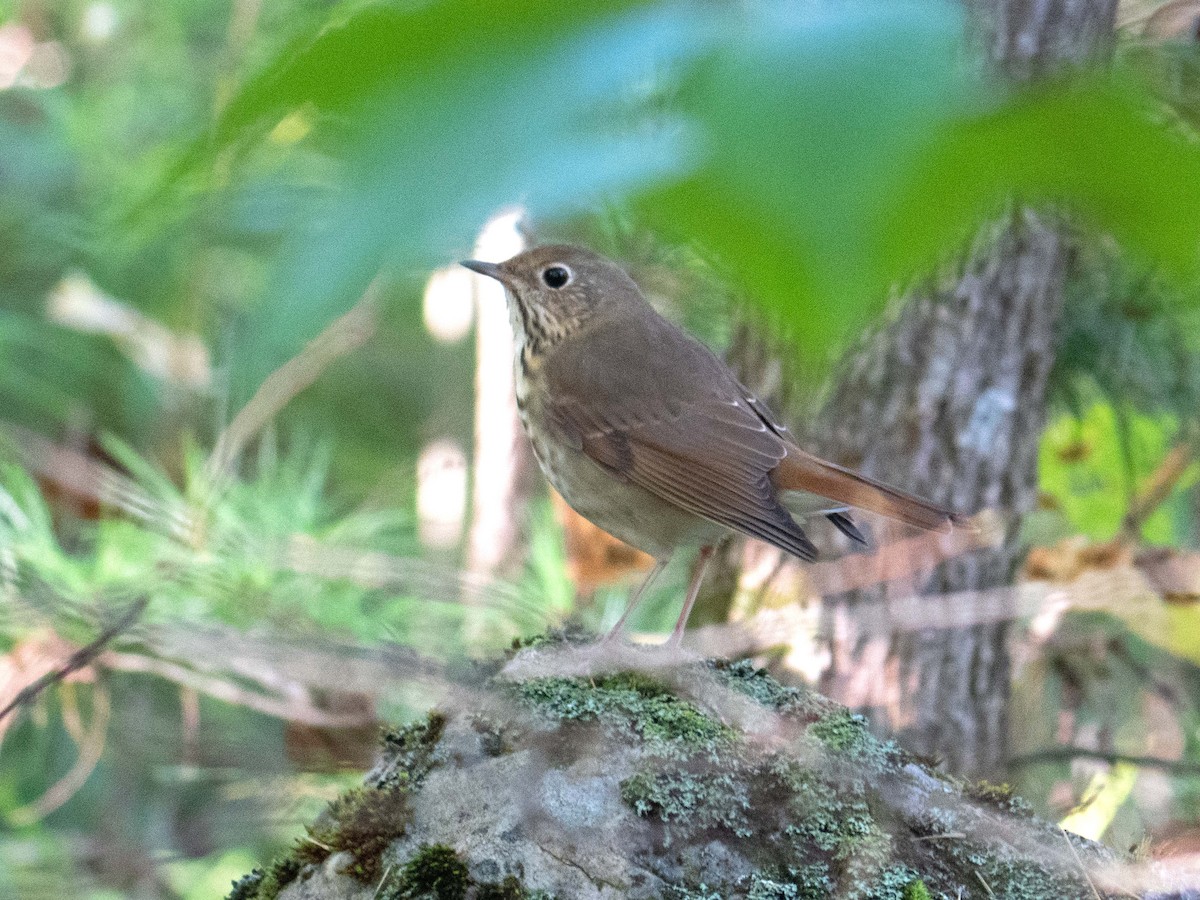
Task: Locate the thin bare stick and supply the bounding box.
[99,650,376,728]
[371,864,394,900]
[0,598,147,724]
[1061,828,1102,900]
[1121,442,1194,539]
[975,871,995,897]
[206,286,378,486]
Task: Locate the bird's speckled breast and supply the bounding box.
[514,351,721,561]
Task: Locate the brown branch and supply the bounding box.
[205,287,378,487]
[1010,746,1200,777]
[0,598,148,724]
[98,650,377,729]
[1120,442,1195,539]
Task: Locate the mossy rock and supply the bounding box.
[230,637,1123,899]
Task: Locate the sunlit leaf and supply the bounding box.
[1039,403,1196,543]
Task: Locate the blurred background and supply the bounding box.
[3,0,1200,896]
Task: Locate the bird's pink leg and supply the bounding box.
[667,545,715,647]
[602,557,668,642]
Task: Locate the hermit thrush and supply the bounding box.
[461,246,959,644]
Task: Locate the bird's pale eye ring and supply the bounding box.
[541,265,571,289]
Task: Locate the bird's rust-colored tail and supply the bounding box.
[771,446,960,533]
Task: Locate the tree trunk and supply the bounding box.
[808,0,1118,777]
[813,212,1068,776]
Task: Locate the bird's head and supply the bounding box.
[461,244,642,353]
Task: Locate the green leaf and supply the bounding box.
[197,0,703,403]
[636,1,970,363]
[637,3,1200,363]
[881,79,1200,288]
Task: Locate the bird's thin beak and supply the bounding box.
[460,259,505,282]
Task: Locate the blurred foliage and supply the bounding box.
[1013,608,1200,847]
[174,0,699,404]
[0,432,537,899]
[1040,244,1200,545]
[2,0,1200,896]
[1040,403,1195,543]
[1055,246,1200,426]
[151,0,1200,389]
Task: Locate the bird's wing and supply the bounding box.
[543,318,819,561]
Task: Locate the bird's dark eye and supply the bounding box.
[542,266,571,289]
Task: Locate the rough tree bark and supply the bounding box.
[812,213,1069,777]
[807,0,1118,777]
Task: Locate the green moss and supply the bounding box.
[396,844,470,899]
[226,869,264,900]
[516,672,735,752]
[474,875,528,899]
[782,770,876,856]
[709,660,851,727]
[963,779,1035,817]
[508,626,592,652]
[670,865,833,900]
[789,863,835,899]
[745,874,800,898]
[259,857,303,899]
[979,857,1092,900]
[865,865,922,900]
[378,711,447,789]
[936,835,1097,900]
[664,886,724,900]
[378,851,546,900]
[709,659,805,709]
[224,855,304,900]
[767,756,887,878]
[305,785,410,884]
[233,713,440,897]
[621,768,752,839]
[806,709,869,751]
[231,641,1122,899]
[806,710,901,771]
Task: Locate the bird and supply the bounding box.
[460,246,960,645]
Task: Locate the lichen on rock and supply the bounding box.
[230,635,1124,899]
